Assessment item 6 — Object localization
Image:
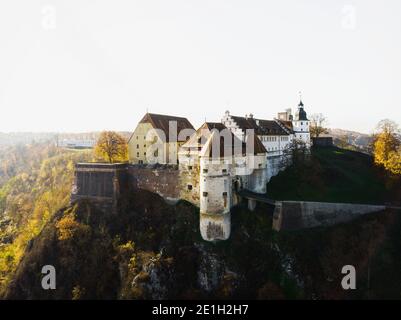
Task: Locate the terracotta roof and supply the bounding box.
[139,113,194,141]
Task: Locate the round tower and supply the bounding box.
[199,157,232,241]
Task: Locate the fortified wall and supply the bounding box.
[127,164,180,202]
[71,163,129,214]
[272,201,387,231]
[71,163,180,211]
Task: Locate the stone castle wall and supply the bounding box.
[72,163,180,208]
[127,164,180,202]
[272,201,386,231]
[71,163,129,214]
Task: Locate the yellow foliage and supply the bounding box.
[0,148,92,294]
[385,150,401,175]
[373,120,401,175]
[72,285,85,300]
[374,132,399,165]
[56,210,90,241]
[94,131,128,163]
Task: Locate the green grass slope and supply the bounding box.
[267,146,391,204]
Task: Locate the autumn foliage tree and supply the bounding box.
[373,119,401,175]
[94,131,128,163]
[310,113,329,138]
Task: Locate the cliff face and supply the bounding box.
[4,188,401,300]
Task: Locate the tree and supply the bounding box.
[94,131,128,163]
[373,119,401,175]
[310,113,329,138]
[281,139,309,170]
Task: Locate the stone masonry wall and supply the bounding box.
[127,164,180,202]
[272,201,386,231]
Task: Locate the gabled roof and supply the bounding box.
[203,122,227,131]
[230,115,290,136]
[245,132,267,154]
[257,119,290,135]
[181,122,266,158]
[274,120,294,134]
[136,113,194,141]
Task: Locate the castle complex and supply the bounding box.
[73,99,311,241]
[127,99,310,241]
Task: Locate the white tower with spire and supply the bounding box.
[292,92,311,145]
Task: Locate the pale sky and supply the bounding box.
[0,0,400,134]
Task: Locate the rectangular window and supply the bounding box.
[203,169,208,173]
[222,169,227,174]
[137,152,139,157]
[203,192,208,197]
[223,192,227,196]
[188,166,193,170]
[137,144,139,148]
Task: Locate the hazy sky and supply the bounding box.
[0,0,400,133]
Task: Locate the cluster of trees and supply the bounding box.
[372,120,401,175]
[0,143,64,186]
[0,146,91,293]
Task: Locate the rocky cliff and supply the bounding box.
[3,187,401,300]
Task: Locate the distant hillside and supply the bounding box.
[0,132,131,146]
[327,128,373,152]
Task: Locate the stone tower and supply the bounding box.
[198,131,232,241]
